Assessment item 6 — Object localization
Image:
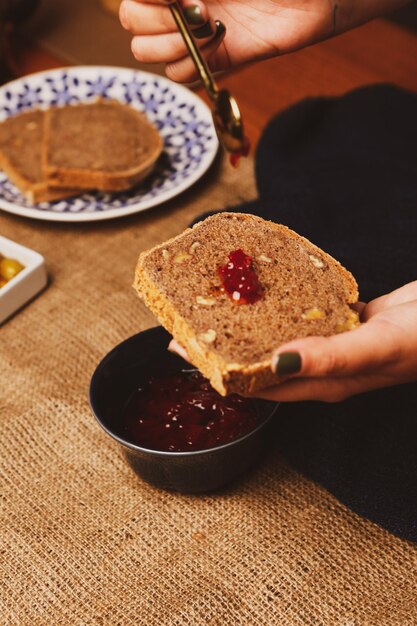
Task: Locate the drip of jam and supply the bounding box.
[218,249,263,304]
[121,370,260,452]
[230,136,251,168]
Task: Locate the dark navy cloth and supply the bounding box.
[196,85,417,542]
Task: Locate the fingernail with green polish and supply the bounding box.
[275,352,302,377]
[214,20,226,39]
[183,5,205,26]
[193,21,214,39]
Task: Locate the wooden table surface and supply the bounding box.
[12,17,417,149]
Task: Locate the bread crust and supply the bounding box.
[45,162,157,192]
[134,213,359,396]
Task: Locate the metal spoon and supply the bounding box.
[168,1,247,157]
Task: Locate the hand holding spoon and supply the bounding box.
[167,1,249,164]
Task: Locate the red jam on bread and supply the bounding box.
[121,369,260,452]
[229,137,251,168]
[218,249,263,304]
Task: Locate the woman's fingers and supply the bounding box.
[131,23,226,80]
[120,0,177,35]
[166,21,227,82]
[120,0,210,36]
[131,20,220,64]
[271,318,403,381]
[132,22,225,66]
[254,371,393,403]
[361,280,417,321]
[131,31,191,63]
[351,301,367,317]
[121,0,225,81]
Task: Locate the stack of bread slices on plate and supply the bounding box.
[0,100,163,203]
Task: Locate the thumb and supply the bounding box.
[271,319,401,380]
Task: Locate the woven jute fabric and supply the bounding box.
[1,156,416,626]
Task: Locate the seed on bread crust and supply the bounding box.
[162,249,170,260]
[198,329,217,344]
[336,309,360,333]
[258,254,273,263]
[309,254,326,268]
[301,307,326,320]
[173,252,192,263]
[196,296,216,306]
[226,363,242,371]
[189,241,201,254]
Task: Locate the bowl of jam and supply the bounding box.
[89,326,279,493]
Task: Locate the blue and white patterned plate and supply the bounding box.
[0,66,219,222]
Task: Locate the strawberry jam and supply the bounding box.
[230,136,251,168]
[120,369,260,452]
[218,249,263,304]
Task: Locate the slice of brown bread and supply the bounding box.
[44,100,163,191]
[0,110,79,203]
[134,212,359,396]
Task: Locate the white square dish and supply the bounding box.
[0,235,47,324]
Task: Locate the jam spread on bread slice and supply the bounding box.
[121,370,260,452]
[218,249,263,304]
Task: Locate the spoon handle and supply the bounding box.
[168,2,218,102]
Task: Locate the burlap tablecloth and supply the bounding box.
[1,156,416,625]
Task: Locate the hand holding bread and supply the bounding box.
[259,281,417,402]
[134,213,417,402]
[0,100,162,202]
[134,213,360,396]
[169,281,417,403]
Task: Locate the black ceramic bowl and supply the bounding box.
[89,326,279,493]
